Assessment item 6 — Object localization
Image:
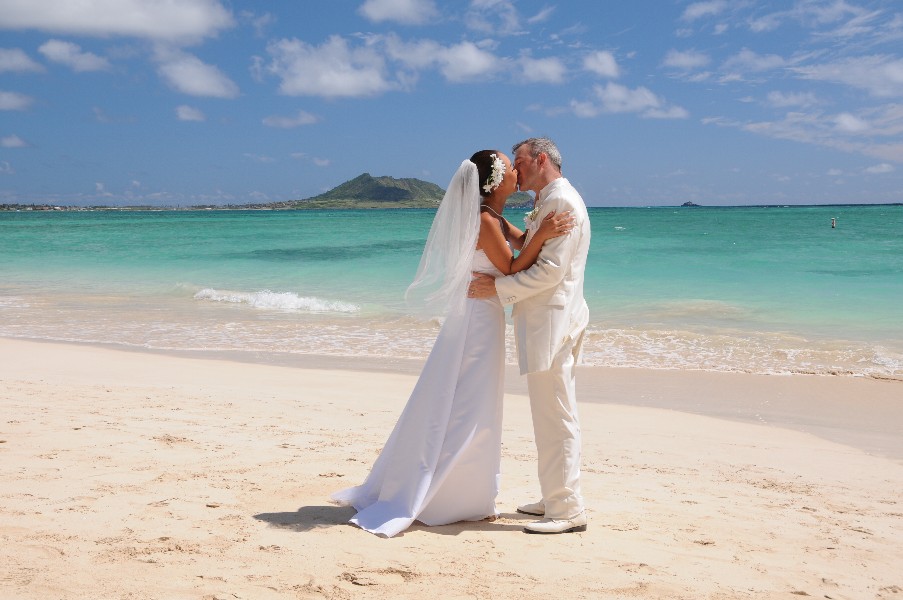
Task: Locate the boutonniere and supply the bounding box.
[524,207,539,224]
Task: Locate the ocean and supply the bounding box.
[1,205,901,378]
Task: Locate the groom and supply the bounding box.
[469,137,590,534]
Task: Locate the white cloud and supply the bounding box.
[868,104,903,137]
[38,39,111,72]
[834,112,870,133]
[436,41,498,82]
[571,82,688,119]
[663,49,710,70]
[865,163,894,174]
[681,1,727,22]
[794,1,866,27]
[595,83,661,113]
[176,105,205,121]
[766,91,818,108]
[240,10,275,38]
[723,48,785,73]
[646,105,691,119]
[465,0,522,35]
[527,6,555,24]
[0,47,44,72]
[249,55,265,83]
[748,2,885,41]
[0,90,33,110]
[748,12,785,33]
[820,8,885,40]
[266,34,503,97]
[358,0,438,25]
[0,0,235,44]
[687,71,713,83]
[793,55,903,98]
[156,49,239,98]
[383,35,499,82]
[290,152,330,167]
[519,55,566,84]
[1,134,26,147]
[383,35,441,70]
[583,51,619,78]
[569,99,599,118]
[262,110,318,128]
[0,160,14,174]
[711,104,903,164]
[267,36,391,98]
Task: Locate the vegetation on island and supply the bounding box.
[287,173,445,209]
[1,173,534,211]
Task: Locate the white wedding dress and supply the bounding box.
[332,249,505,537]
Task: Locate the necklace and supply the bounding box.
[480,204,503,220]
[481,204,509,238]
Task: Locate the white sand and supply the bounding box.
[1,337,901,599]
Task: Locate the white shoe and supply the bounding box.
[523,512,587,534]
[516,500,545,516]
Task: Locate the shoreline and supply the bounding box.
[5,335,901,461]
[4,204,901,382]
[1,337,900,599]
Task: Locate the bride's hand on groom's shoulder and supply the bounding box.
[536,210,575,242]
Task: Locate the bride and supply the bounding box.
[331,150,573,537]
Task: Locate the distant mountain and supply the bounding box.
[290,173,445,209]
[505,192,533,208]
[0,173,534,212]
[286,173,533,210]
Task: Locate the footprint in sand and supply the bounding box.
[340,567,416,586]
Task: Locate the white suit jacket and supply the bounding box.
[496,178,591,375]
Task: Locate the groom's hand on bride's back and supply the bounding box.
[468,273,497,299]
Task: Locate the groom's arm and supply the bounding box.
[492,195,582,306]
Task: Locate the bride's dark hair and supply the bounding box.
[469,149,502,197]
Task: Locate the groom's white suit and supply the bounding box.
[495,176,590,524]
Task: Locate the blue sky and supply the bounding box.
[1,0,902,207]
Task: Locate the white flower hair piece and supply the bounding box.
[482,153,506,193]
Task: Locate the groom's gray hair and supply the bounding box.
[513,137,562,172]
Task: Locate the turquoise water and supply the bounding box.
[1,205,901,377]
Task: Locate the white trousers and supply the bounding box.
[525,334,585,519]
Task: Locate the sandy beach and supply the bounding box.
[1,337,901,599]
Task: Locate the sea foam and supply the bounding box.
[194,288,359,314]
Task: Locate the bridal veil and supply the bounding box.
[405,160,481,318]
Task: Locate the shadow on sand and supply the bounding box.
[254,505,356,532]
[253,506,535,536]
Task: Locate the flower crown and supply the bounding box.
[482,153,506,193]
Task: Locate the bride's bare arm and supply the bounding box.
[504,219,526,251]
[477,210,573,276]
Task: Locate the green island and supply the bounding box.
[0,173,532,211]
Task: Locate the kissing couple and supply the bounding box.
[333,137,591,537]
